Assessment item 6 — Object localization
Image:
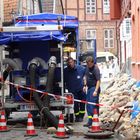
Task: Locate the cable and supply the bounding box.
[16,87,32,103]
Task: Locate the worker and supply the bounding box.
[83,56,101,127]
[64,57,86,122]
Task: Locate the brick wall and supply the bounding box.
[79,21,116,53]
[4,0,63,22]
[62,0,117,55]
[4,0,18,22]
[131,0,140,80]
[42,0,63,14]
[55,0,63,14]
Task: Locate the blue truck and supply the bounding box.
[0,13,79,128]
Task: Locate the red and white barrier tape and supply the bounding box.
[0,79,139,113]
[7,81,104,106]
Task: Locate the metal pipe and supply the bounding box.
[34,57,48,69]
[58,43,64,104]
[60,0,64,14]
[3,58,21,70]
[32,0,35,14]
[0,47,4,109]
[53,0,56,13]
[0,57,21,101]
[38,0,42,13]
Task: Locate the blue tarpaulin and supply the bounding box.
[135,81,140,88]
[131,100,140,121]
[0,13,78,45]
[15,13,78,28]
[0,31,66,45]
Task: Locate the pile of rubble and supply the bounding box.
[100,73,140,139]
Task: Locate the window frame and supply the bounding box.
[104,29,114,48]
[86,0,96,14]
[86,29,96,49]
[103,0,110,14]
[125,18,131,35]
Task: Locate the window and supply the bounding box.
[86,30,96,39]
[121,18,131,39]
[86,30,96,49]
[97,57,106,63]
[103,0,110,14]
[109,56,114,61]
[18,0,40,15]
[86,0,96,14]
[104,29,114,48]
[125,18,131,35]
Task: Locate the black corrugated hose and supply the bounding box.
[29,62,59,128]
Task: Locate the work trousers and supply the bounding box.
[73,90,86,119]
[86,87,100,125]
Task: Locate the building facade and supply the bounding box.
[3,0,63,24]
[42,0,63,13]
[131,0,140,80]
[110,0,140,80]
[119,0,132,75]
[3,0,41,23]
[62,0,117,54]
[4,0,17,23]
[120,17,132,75]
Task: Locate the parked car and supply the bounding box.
[97,52,119,81]
[96,52,117,63]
